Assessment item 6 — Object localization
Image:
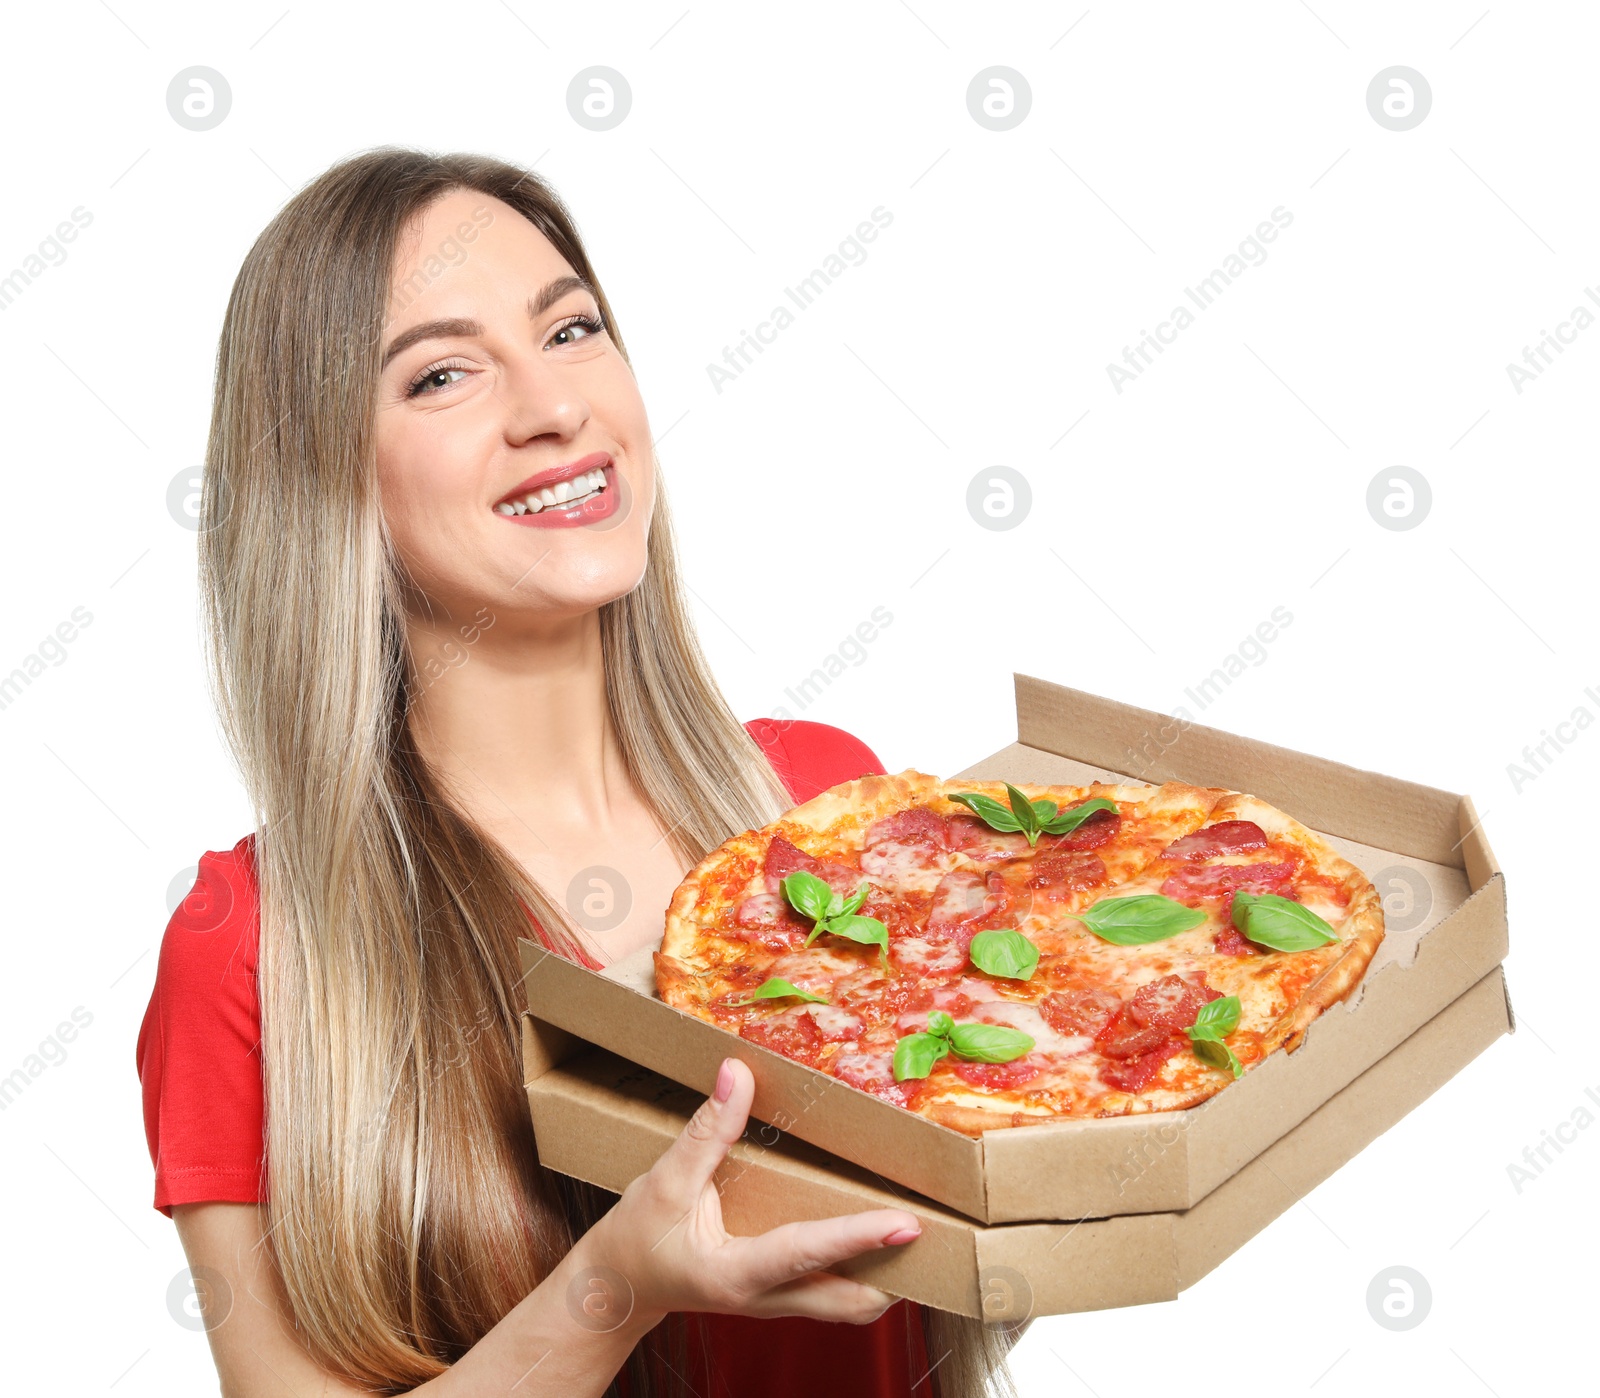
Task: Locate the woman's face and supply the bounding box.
[375,189,653,627]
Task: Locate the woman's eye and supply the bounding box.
[548,314,605,348]
[407,365,468,398]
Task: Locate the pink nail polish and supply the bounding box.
[882,1227,920,1246]
[714,1059,734,1102]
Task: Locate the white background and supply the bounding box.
[1,2,1592,1394]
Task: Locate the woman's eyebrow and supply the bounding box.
[380,275,597,370]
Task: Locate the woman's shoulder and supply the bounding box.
[141,834,262,1020]
[136,833,267,1214]
[166,834,261,955]
[742,718,886,803]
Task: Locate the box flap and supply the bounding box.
[1012,673,1472,867]
[524,1049,997,1316]
[520,938,992,1220]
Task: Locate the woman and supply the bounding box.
[135,148,1018,1396]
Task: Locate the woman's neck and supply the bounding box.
[403,605,629,824]
[400,600,692,968]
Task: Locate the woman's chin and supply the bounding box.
[494,563,649,622]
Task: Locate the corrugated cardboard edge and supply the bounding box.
[523,966,1514,1319]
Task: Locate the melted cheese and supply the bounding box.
[891,936,966,974]
[807,1004,865,1038]
[969,1000,1093,1057]
[860,840,953,893]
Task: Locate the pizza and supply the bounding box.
[654,771,1385,1134]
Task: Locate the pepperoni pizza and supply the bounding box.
[655,772,1384,1134]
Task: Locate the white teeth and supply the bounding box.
[496,465,609,517]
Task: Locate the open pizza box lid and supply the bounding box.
[523,965,1513,1319]
[519,674,1509,1225]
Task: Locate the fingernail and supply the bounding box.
[714,1059,734,1102]
[882,1226,920,1246]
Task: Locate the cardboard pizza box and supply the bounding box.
[521,964,1513,1319]
[518,673,1509,1224]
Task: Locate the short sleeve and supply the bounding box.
[135,837,268,1216]
[743,719,886,802]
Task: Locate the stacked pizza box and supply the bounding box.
[518,674,1512,1319]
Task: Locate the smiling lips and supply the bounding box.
[493,450,620,529]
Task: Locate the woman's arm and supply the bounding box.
[173,1058,920,1395]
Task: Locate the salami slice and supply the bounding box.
[738,1009,824,1065]
[950,1058,1042,1089]
[1095,1007,1172,1061]
[1024,849,1108,899]
[1100,1036,1185,1092]
[831,1050,913,1108]
[763,834,862,898]
[1160,859,1297,906]
[945,816,1033,862]
[1127,974,1221,1030]
[864,807,950,849]
[927,867,1004,931]
[1040,988,1121,1037]
[1043,807,1121,852]
[1161,820,1269,860]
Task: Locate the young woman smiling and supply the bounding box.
[135,149,1018,1396]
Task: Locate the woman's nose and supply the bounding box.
[501,354,592,443]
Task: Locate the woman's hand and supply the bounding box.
[576,1056,921,1328]
[169,1059,919,1397]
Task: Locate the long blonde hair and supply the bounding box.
[198,146,1013,1395]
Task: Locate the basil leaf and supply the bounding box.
[1040,797,1119,836]
[1003,783,1040,844]
[893,1031,950,1081]
[1079,894,1207,945]
[1031,798,1060,822]
[1192,1037,1244,1079]
[949,792,1023,833]
[1187,994,1241,1041]
[968,929,1039,982]
[947,1022,1035,1063]
[737,977,828,1006]
[835,881,870,918]
[926,1009,955,1039]
[781,870,833,922]
[1231,892,1340,952]
[817,913,890,969]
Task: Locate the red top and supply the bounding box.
[136,718,931,1398]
